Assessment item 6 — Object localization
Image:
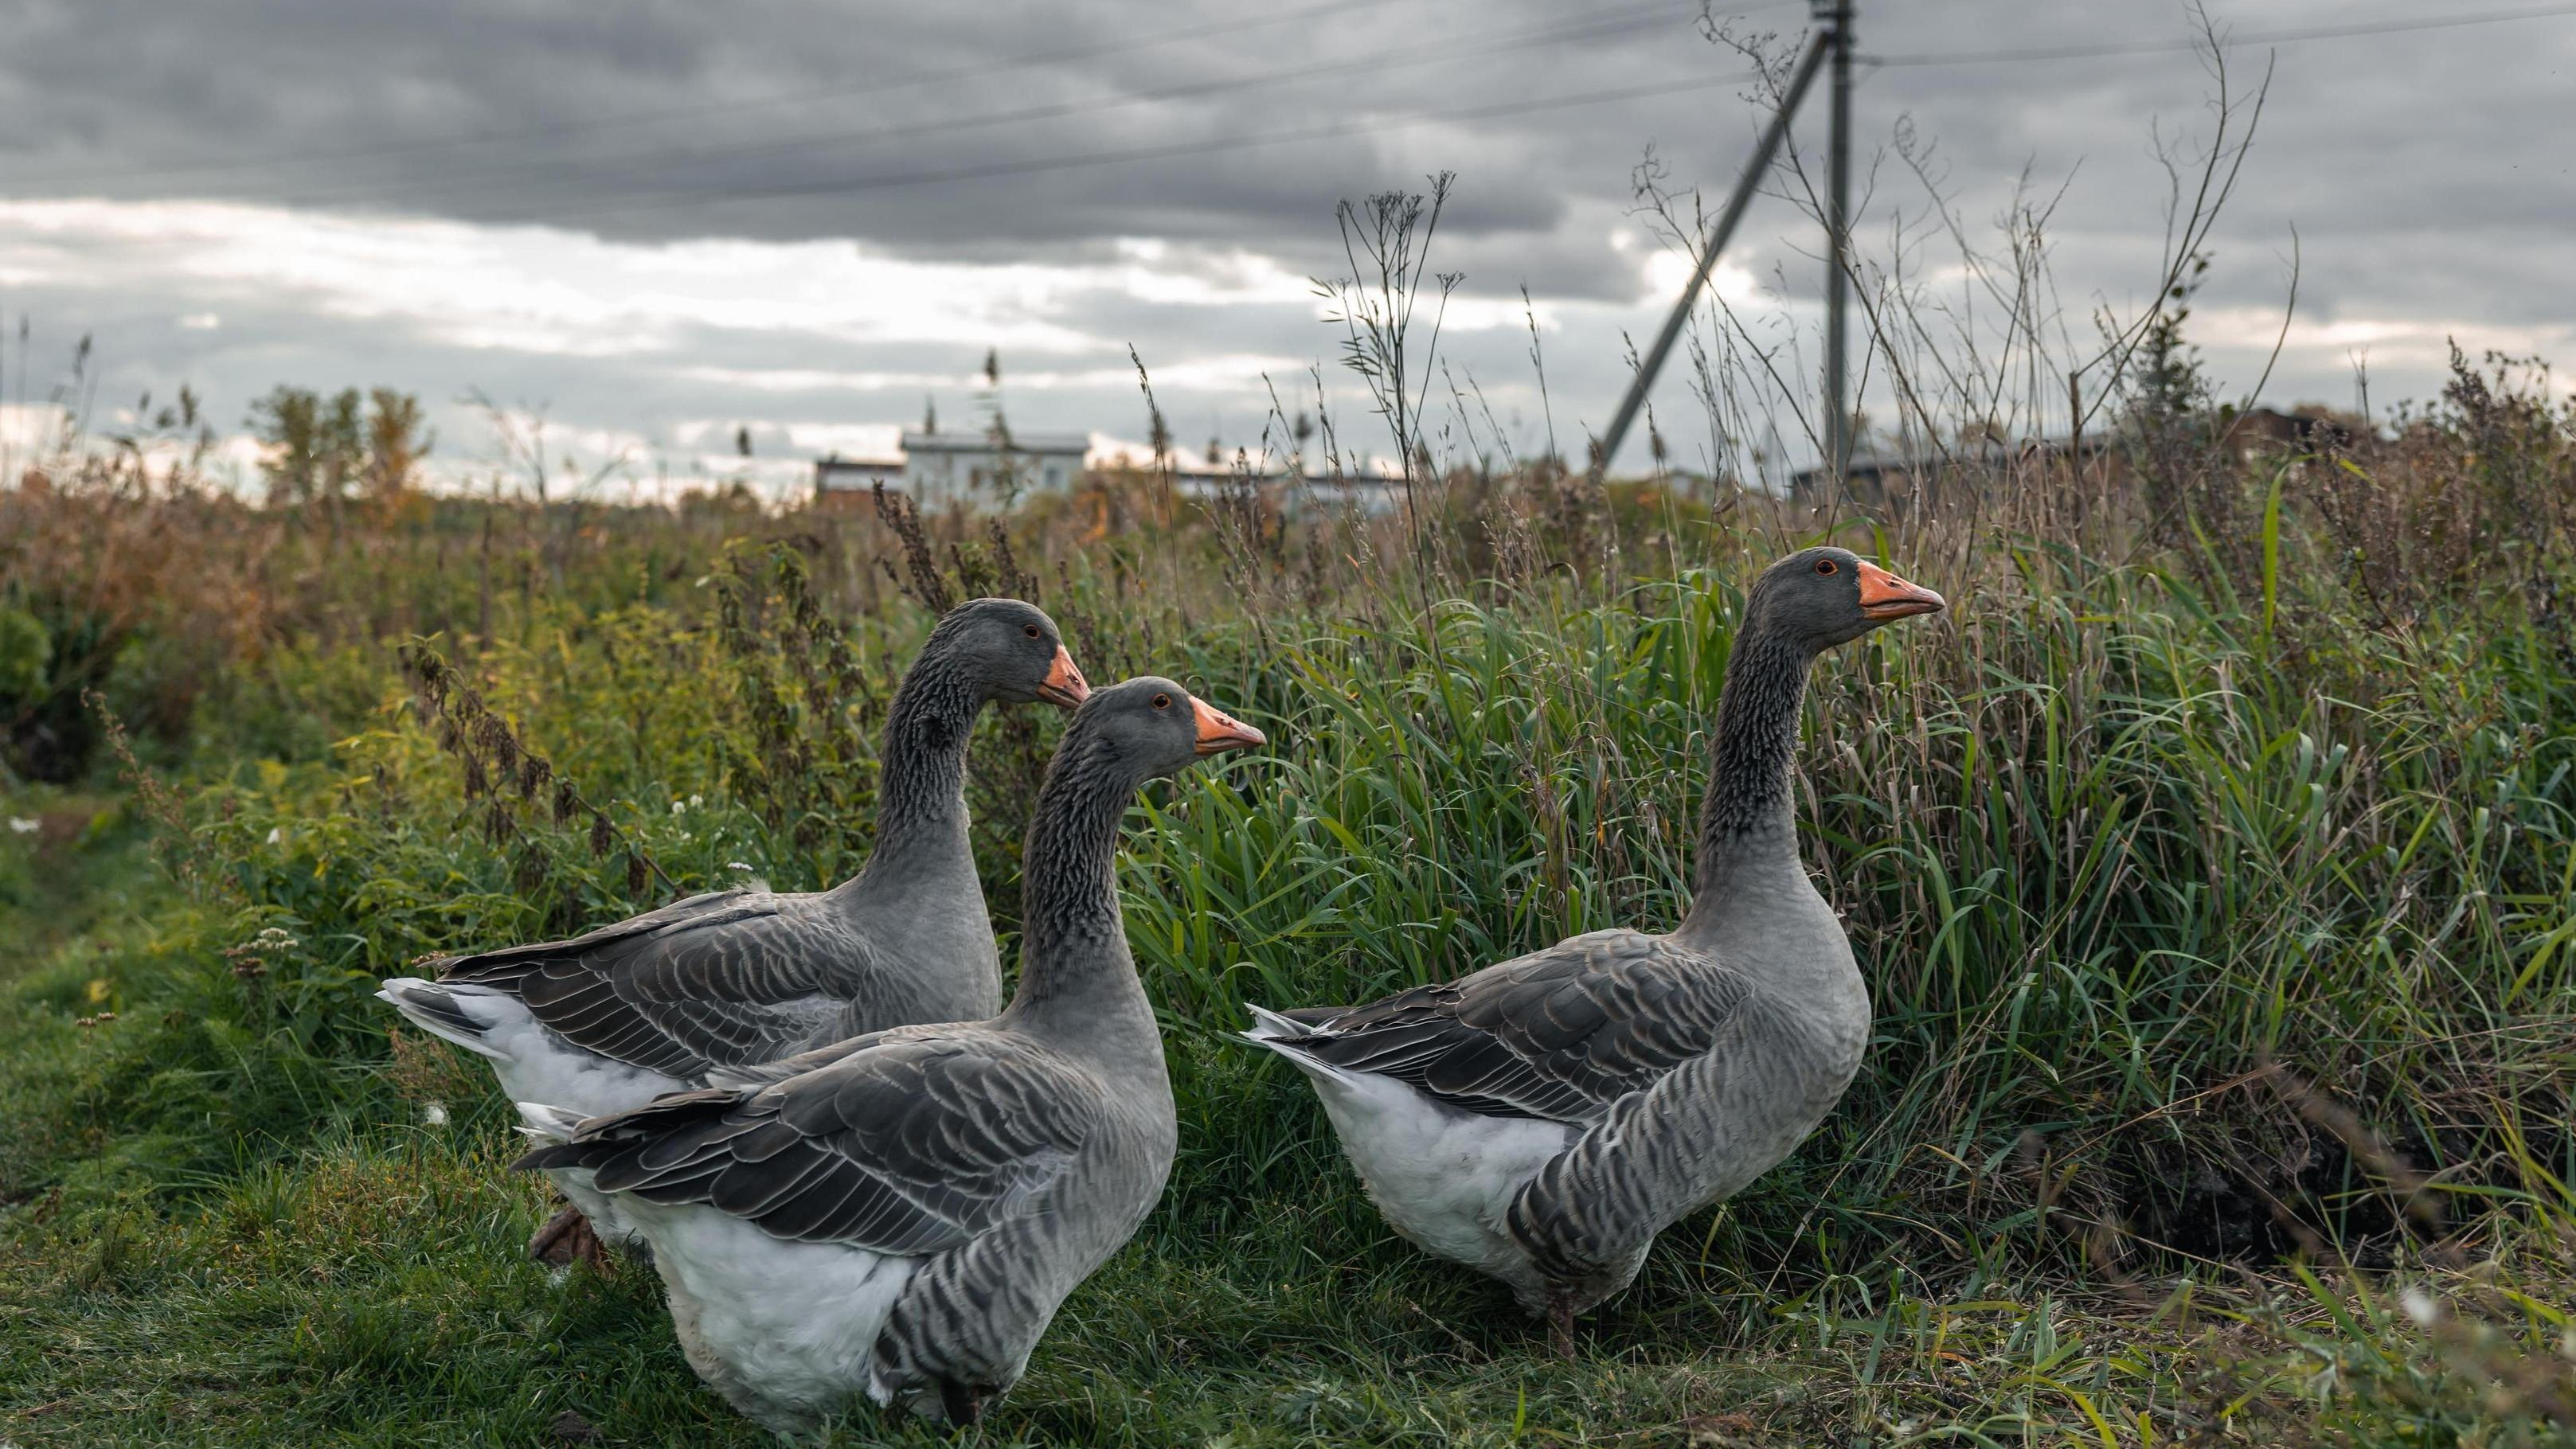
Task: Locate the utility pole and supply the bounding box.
[1821,0,1855,482]
[1592,28,1831,475]
[1592,6,1858,482]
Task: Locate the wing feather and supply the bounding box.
[1265,931,1752,1123]
[436,889,870,1076]
[516,1029,1100,1256]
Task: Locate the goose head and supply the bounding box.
[1749,546,1945,651]
[939,597,1091,708]
[1062,675,1265,787]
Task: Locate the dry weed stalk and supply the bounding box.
[399,641,672,897]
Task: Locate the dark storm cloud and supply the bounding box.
[8,0,2571,287]
[0,0,1677,270]
[2,0,2571,475]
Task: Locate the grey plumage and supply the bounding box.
[516,677,1265,1432]
[1275,934,1754,1123]
[436,889,874,1077]
[1245,546,1945,1339]
[378,597,1091,1117]
[530,1032,1109,1252]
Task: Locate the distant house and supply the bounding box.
[1790,434,2114,510]
[815,425,1405,517]
[1784,406,2375,513]
[1120,452,1405,518]
[2220,405,2367,461]
[811,414,1093,511]
[900,428,1091,507]
[813,454,906,509]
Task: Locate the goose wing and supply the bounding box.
[436,889,870,1076]
[1272,930,1751,1124]
[515,1029,1100,1255]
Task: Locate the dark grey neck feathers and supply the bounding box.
[1690,609,1816,896]
[866,637,983,853]
[1003,737,1143,1037]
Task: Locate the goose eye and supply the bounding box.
[1022,624,1042,639]
[1151,693,1171,710]
[1815,559,1838,576]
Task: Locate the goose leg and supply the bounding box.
[1546,1291,1577,1361]
[529,1204,612,1271]
[937,1379,987,1428]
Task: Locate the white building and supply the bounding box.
[813,425,1402,516]
[812,423,1092,511]
[898,428,1090,507]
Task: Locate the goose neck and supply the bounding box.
[864,642,982,856]
[1000,750,1155,1056]
[1686,616,1816,902]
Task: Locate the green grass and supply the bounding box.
[3,521,2574,1446]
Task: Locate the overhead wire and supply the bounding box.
[504,67,1773,226]
[1865,2,2576,68]
[9,1,2560,232]
[266,0,1737,214]
[380,0,2576,228]
[2,0,1400,189]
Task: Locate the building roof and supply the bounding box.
[899,429,1090,456]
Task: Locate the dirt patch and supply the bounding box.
[33,806,94,852]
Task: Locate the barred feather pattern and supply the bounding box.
[1503,987,1864,1310]
[1282,932,1754,1124]
[1692,627,1812,865]
[1258,925,1866,1314]
[511,676,1197,1428]
[1247,551,1891,1322]
[860,734,1180,1408]
[435,889,898,1079]
[424,618,1010,1090]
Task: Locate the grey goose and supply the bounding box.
[1244,546,1943,1353]
[378,596,1089,1261]
[514,676,1265,1433]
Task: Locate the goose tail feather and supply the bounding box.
[377,978,511,1060]
[1240,1005,1373,1086]
[514,1101,589,1145]
[1242,1002,1323,1041]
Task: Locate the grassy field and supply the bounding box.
[3,353,2575,1444]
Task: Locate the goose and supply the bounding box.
[512,676,1265,1433]
[1242,546,1943,1354]
[379,596,1089,1263]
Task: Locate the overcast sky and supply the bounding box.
[2,0,2570,494]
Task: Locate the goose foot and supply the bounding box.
[937,1378,988,1428]
[529,1205,612,1271]
[1546,1291,1577,1361]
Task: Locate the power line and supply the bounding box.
[267,1,1729,215]
[3,0,1398,189]
[491,66,1767,228]
[1865,2,2576,68]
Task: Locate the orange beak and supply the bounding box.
[1191,697,1266,755]
[1037,646,1091,709]
[1855,560,1946,621]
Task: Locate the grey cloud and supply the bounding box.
[5,0,2572,475]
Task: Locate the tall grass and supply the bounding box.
[5,146,2575,1442]
[9,453,2573,1440]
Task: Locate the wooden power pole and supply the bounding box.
[1593,3,1856,482]
[1822,0,1855,480]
